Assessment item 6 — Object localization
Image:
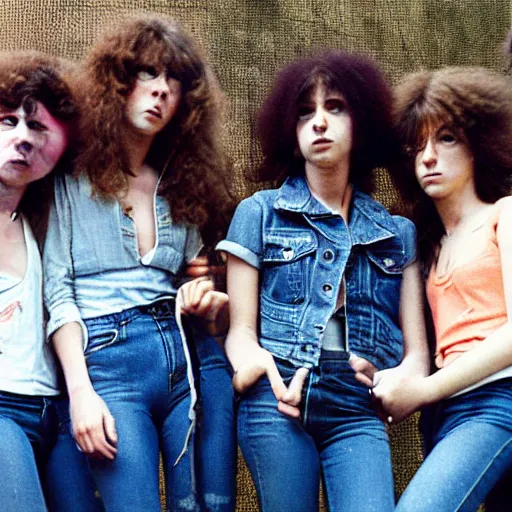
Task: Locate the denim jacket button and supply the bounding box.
[323,249,334,262]
[282,248,294,260]
[383,258,395,267]
[322,283,334,295]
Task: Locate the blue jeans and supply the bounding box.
[396,378,512,512]
[45,396,105,512]
[192,324,236,511]
[83,300,197,512]
[238,352,394,512]
[0,391,57,512]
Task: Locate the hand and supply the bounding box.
[185,256,226,279]
[178,277,229,334]
[371,368,429,424]
[349,353,379,388]
[69,386,118,460]
[232,346,309,418]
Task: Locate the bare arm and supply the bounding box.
[52,323,118,459]
[373,201,512,415]
[225,254,308,417]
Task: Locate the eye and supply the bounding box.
[297,105,314,121]
[325,99,346,114]
[0,115,17,129]
[27,120,47,131]
[137,66,159,81]
[438,131,457,144]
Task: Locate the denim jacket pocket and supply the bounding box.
[261,230,317,305]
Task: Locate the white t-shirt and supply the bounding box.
[0,217,58,396]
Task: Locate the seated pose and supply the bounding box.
[375,66,512,512]
[217,51,429,512]
[43,14,234,512]
[0,51,78,512]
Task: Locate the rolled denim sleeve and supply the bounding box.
[43,176,87,346]
[393,215,417,268]
[216,196,263,269]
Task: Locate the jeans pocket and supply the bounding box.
[84,329,119,358]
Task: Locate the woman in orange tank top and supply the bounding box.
[366,67,512,511]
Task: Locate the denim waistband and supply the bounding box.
[319,349,350,361]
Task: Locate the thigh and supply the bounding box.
[89,404,161,512]
[397,420,512,512]
[195,333,236,511]
[238,371,320,512]
[45,398,104,512]
[312,358,394,512]
[0,415,47,512]
[160,368,198,511]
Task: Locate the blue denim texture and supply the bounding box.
[82,302,197,512]
[238,355,394,512]
[0,391,57,512]
[44,396,105,512]
[192,325,236,512]
[217,175,416,370]
[396,378,512,512]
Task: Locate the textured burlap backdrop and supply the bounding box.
[1,1,510,510]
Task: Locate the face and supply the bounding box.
[414,123,474,200]
[296,84,353,172]
[0,102,69,191]
[125,67,181,137]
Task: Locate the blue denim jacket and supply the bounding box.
[217,175,416,370]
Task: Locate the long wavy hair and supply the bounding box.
[0,51,79,245]
[73,14,234,248]
[254,51,395,193]
[392,67,512,272]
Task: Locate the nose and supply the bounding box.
[312,107,327,133]
[420,138,437,168]
[151,75,171,101]
[14,122,35,157]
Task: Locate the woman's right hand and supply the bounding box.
[233,346,309,418]
[69,386,118,460]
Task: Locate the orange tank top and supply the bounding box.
[426,198,509,368]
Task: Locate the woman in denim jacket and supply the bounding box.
[217,51,429,511]
[0,52,79,511]
[43,15,236,512]
[374,67,512,511]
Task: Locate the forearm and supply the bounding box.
[421,323,512,405]
[52,322,93,396]
[225,325,261,370]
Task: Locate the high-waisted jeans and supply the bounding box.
[396,377,512,512]
[0,390,58,512]
[82,300,195,512]
[238,351,394,512]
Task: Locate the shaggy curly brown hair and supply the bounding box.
[392,67,512,271]
[0,51,79,244]
[255,51,395,193]
[73,14,234,248]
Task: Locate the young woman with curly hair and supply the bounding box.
[373,67,512,511]
[217,51,429,512]
[0,51,79,512]
[43,14,235,512]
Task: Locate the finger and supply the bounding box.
[75,429,95,455]
[185,257,209,277]
[281,367,309,406]
[353,370,374,388]
[104,412,118,445]
[277,400,301,418]
[265,358,288,402]
[90,426,117,460]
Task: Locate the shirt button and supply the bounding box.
[323,249,335,262]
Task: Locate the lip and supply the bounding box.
[313,138,332,145]
[8,158,29,167]
[145,108,162,119]
[422,172,442,183]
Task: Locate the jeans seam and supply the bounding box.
[454,435,512,511]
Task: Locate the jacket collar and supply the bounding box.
[274,175,396,245]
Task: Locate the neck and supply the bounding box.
[304,159,351,215]
[434,187,487,235]
[122,127,155,176]
[0,186,24,221]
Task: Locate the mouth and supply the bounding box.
[146,108,162,119]
[9,158,29,167]
[313,138,332,145]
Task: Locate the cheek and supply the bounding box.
[40,133,68,168]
